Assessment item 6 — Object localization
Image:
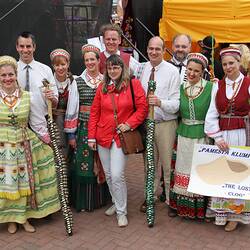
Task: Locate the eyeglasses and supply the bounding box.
[107,65,121,71]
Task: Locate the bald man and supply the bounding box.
[137,36,180,212]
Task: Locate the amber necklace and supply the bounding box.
[0,88,20,109]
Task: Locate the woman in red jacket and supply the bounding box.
[88,54,148,227]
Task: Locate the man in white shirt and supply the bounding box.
[99,24,139,74]
[16,31,58,144]
[169,34,192,83]
[139,36,180,212]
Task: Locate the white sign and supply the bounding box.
[188,144,250,200]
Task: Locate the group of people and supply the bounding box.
[0,23,249,233]
[154,34,250,232]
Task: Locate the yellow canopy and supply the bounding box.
[159,0,250,43]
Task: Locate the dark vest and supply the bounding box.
[216,77,250,131]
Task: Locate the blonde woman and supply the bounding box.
[205,47,250,231]
[0,56,60,234]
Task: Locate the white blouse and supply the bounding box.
[64,69,103,134]
[205,72,250,143]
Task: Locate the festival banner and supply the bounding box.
[188,144,250,200]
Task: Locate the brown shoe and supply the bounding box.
[22,221,36,233]
[224,221,238,232]
[140,201,147,213]
[8,223,17,234]
[168,207,177,217]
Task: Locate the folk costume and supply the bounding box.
[169,53,212,219]
[205,47,250,226]
[65,45,109,212]
[0,56,60,224]
[50,49,74,158]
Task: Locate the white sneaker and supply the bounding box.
[117,215,128,227]
[105,205,116,216]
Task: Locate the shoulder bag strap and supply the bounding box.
[110,93,119,128]
[129,79,136,112]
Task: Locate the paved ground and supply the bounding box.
[1,154,250,250]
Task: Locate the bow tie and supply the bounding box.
[178,62,186,67]
[177,63,185,74]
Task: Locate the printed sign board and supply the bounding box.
[188,144,250,200]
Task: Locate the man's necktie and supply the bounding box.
[149,67,155,81]
[25,65,30,91]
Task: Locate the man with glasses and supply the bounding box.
[169,34,192,83]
